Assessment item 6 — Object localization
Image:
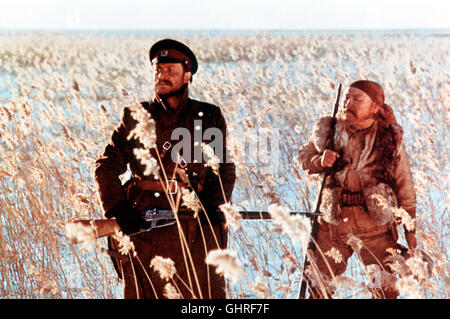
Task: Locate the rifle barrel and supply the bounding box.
[240,211,322,219]
[332,83,343,117]
[298,83,342,299]
[66,210,322,242]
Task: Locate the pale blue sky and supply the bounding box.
[1,0,449,30]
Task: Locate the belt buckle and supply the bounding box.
[167,180,178,195]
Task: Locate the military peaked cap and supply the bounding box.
[149,39,198,75]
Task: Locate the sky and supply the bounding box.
[0,0,449,30]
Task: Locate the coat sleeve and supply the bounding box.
[297,140,325,175]
[198,109,236,208]
[95,107,134,214]
[393,141,417,220]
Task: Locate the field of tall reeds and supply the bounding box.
[0,30,448,298]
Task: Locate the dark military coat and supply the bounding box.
[95,94,236,224]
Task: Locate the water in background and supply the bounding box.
[1,28,449,100]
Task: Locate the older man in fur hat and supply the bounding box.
[95,39,236,299]
[297,80,416,298]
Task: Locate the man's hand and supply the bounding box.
[321,149,340,168]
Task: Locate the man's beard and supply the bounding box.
[154,83,189,111]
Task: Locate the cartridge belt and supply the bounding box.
[340,189,365,207]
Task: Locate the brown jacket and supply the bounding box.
[298,117,416,226]
[95,94,236,224]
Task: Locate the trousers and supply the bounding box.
[108,218,228,299]
[307,205,399,299]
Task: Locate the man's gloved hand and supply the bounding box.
[105,200,151,235]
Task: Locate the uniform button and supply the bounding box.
[154,192,160,198]
[194,141,199,146]
[198,112,203,117]
[153,175,159,180]
[195,125,201,130]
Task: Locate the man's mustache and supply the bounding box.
[344,109,355,117]
[156,80,172,86]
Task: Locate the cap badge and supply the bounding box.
[161,50,168,56]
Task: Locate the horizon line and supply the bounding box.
[1,27,449,32]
